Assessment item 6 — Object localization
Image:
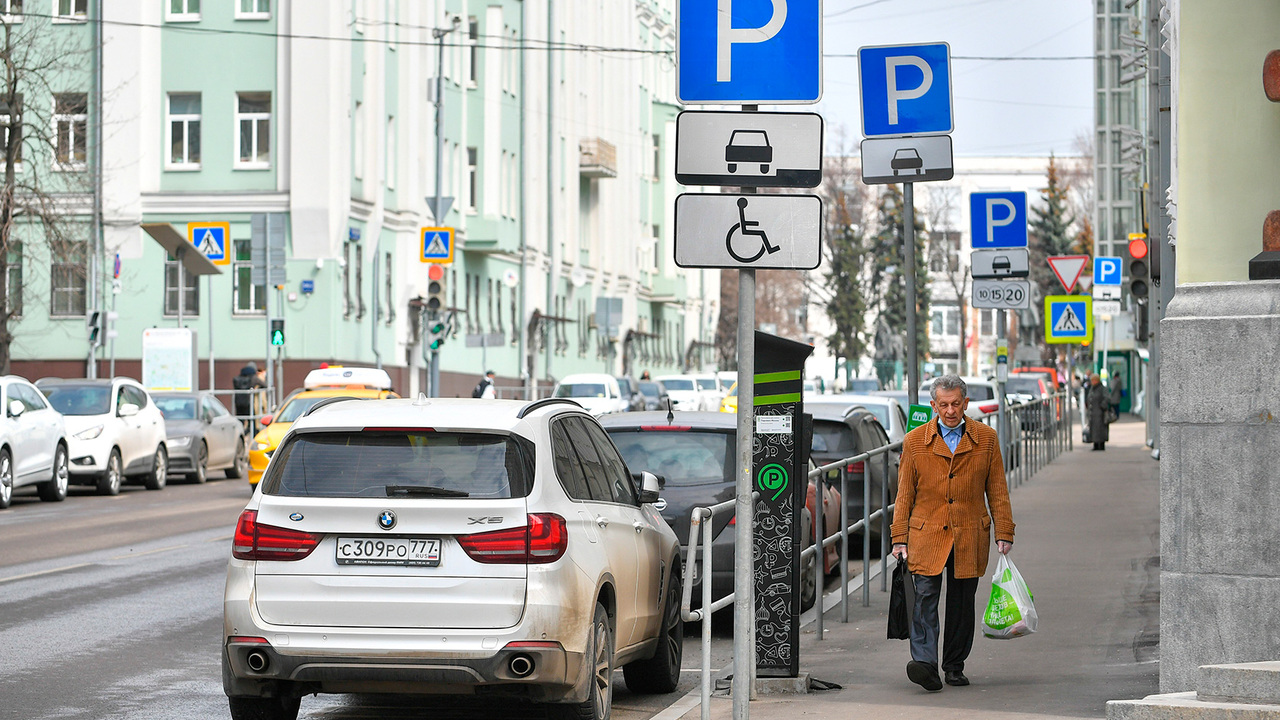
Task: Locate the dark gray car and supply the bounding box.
[153,392,248,483]
[809,405,897,548]
[637,380,669,411]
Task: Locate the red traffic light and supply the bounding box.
[1128,234,1149,260]
[427,264,445,281]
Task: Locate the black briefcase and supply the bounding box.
[887,562,912,640]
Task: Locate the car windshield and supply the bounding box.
[847,379,879,392]
[608,429,731,487]
[155,396,198,420]
[661,378,695,391]
[265,431,532,499]
[1005,378,1044,396]
[555,383,609,399]
[275,395,359,423]
[42,385,111,416]
[811,420,857,455]
[638,382,662,397]
[695,378,717,391]
[856,404,890,427]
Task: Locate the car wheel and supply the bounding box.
[552,602,614,720]
[224,438,248,479]
[38,443,69,502]
[624,566,683,694]
[227,695,301,720]
[190,442,208,484]
[0,449,11,510]
[97,449,122,496]
[800,544,818,611]
[144,446,168,491]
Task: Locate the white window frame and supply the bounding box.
[234,92,271,170]
[165,92,201,170]
[166,0,200,22]
[2,0,24,23]
[232,239,265,315]
[0,94,22,172]
[467,16,479,88]
[52,93,87,172]
[52,0,86,22]
[235,0,270,20]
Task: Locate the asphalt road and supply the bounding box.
[0,476,739,720]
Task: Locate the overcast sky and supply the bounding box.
[808,0,1094,158]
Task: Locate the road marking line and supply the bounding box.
[109,544,188,561]
[208,535,233,543]
[0,562,91,584]
[650,687,703,720]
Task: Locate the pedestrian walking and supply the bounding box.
[890,374,1016,692]
[471,370,497,399]
[232,363,258,430]
[1087,373,1113,451]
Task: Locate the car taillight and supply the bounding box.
[979,403,999,414]
[458,513,567,564]
[846,461,865,474]
[231,510,321,562]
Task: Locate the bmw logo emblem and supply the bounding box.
[289,513,304,522]
[378,510,397,530]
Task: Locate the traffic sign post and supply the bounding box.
[858,42,953,137]
[420,227,455,264]
[673,194,822,269]
[971,248,1029,279]
[189,222,231,266]
[972,279,1031,309]
[1093,256,1123,286]
[676,0,821,104]
[1047,255,1090,293]
[859,135,953,185]
[1045,295,1094,344]
[675,111,823,188]
[969,192,1028,248]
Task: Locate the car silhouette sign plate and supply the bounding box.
[860,136,954,185]
[674,193,822,269]
[971,248,1029,279]
[972,279,1031,309]
[675,111,824,188]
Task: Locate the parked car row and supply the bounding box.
[551,372,735,417]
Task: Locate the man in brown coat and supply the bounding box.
[891,375,1016,691]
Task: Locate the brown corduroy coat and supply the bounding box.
[890,418,1016,579]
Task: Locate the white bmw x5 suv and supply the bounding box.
[223,396,683,720]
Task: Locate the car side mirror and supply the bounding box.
[636,471,661,504]
[118,403,140,417]
[260,414,273,426]
[8,400,24,418]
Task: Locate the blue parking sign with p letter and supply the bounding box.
[677,0,822,104]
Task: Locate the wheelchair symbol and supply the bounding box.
[726,198,781,263]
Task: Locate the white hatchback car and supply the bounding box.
[38,378,169,495]
[552,373,631,416]
[223,397,683,720]
[653,375,702,412]
[0,376,70,509]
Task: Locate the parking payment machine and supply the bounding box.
[752,331,814,678]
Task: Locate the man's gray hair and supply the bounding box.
[929,374,968,401]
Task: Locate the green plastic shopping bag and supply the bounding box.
[982,555,1038,639]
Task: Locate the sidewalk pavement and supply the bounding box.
[694,416,1160,720]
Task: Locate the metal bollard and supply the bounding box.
[815,471,824,642]
[862,459,871,608]
[700,512,712,720]
[840,466,849,623]
[881,450,890,592]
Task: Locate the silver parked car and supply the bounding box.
[153,392,248,483]
[0,376,69,509]
[223,397,683,720]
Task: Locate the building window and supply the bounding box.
[980,309,994,336]
[54,0,86,20]
[50,242,85,316]
[236,0,269,19]
[383,252,394,325]
[53,93,87,170]
[233,239,265,315]
[467,16,479,87]
[2,0,22,21]
[929,230,961,274]
[6,241,21,318]
[0,94,21,167]
[354,243,365,319]
[234,92,270,169]
[651,134,660,181]
[930,306,959,338]
[167,0,200,21]
[342,241,352,318]
[467,146,477,212]
[166,93,201,169]
[164,254,200,316]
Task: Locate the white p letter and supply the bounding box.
[885,55,932,125]
[985,198,1016,243]
[717,0,788,83]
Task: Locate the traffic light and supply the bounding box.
[1126,233,1150,300]
[87,311,106,346]
[426,315,446,351]
[270,319,285,346]
[426,264,446,313]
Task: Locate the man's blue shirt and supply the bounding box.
[940,419,964,454]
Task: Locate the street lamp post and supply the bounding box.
[427,15,461,397]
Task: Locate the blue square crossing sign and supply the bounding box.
[676,0,821,104]
[1044,295,1092,345]
[189,222,231,265]
[420,227,454,264]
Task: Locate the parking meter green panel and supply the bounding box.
[752,331,814,678]
[907,404,933,431]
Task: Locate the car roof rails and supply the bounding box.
[516,397,583,419]
[302,396,366,418]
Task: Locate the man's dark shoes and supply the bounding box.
[906,661,943,692]
[944,670,970,687]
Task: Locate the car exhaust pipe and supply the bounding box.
[246,650,270,673]
[508,654,535,678]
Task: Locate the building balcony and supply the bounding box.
[579,138,617,179]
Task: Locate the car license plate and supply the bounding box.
[335,537,441,567]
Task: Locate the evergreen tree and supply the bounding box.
[1028,155,1077,358]
[824,202,869,370]
[869,186,930,385]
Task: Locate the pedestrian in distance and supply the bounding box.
[1087,373,1113,451]
[890,374,1015,692]
[640,370,651,380]
[471,370,497,399]
[232,363,258,431]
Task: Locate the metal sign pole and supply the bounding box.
[996,309,1009,464]
[903,182,919,405]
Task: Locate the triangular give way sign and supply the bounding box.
[1047,255,1089,293]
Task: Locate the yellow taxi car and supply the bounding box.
[720,381,738,413]
[247,367,399,486]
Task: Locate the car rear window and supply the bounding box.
[607,429,731,487]
[857,404,890,427]
[155,396,198,420]
[556,383,608,399]
[661,379,695,391]
[811,420,857,456]
[966,385,995,401]
[262,431,533,499]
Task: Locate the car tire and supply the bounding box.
[624,565,683,694]
[0,449,12,510]
[227,695,301,720]
[224,438,248,479]
[97,449,123,496]
[144,446,168,491]
[800,543,818,612]
[38,443,69,502]
[552,602,614,720]
[190,441,208,484]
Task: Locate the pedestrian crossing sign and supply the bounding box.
[420,227,454,264]
[188,222,231,265]
[1044,295,1092,345]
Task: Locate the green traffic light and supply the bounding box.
[271,330,285,346]
[429,338,443,350]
